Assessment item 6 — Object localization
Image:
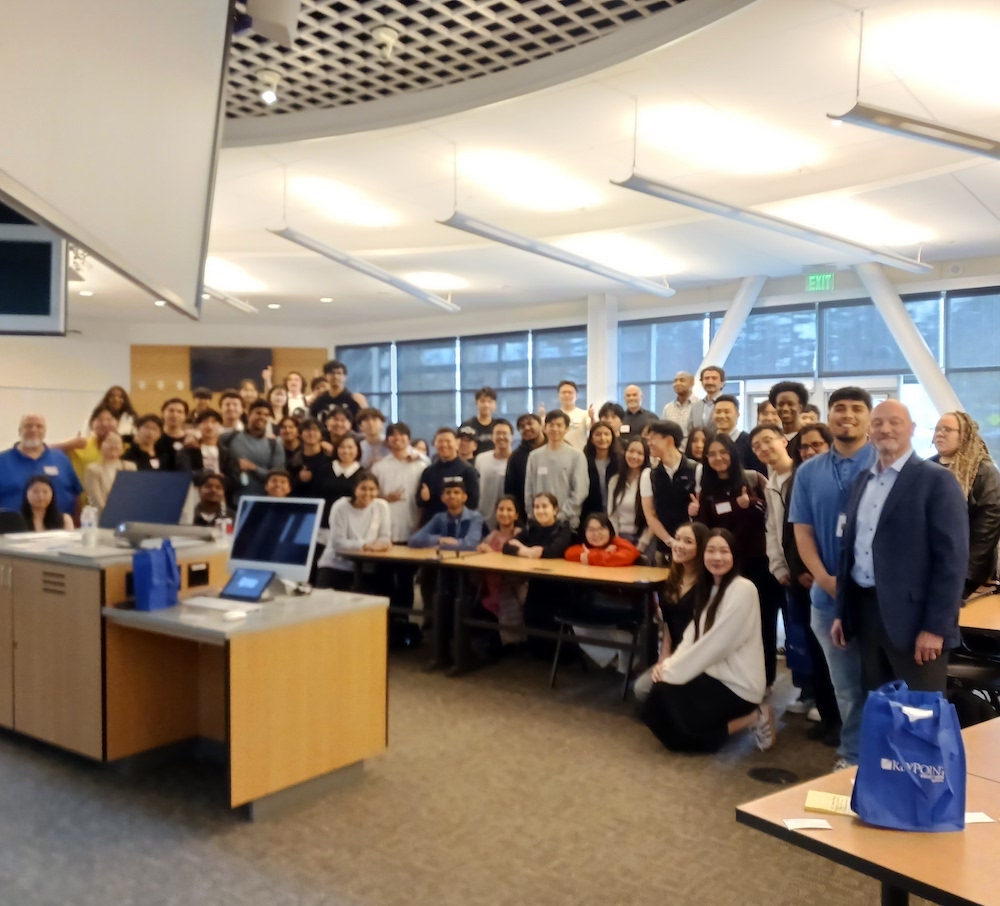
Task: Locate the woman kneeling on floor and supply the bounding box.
[642,528,775,752]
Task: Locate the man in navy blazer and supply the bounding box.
[834,400,969,693]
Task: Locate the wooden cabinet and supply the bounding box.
[0,557,14,729]
[10,559,103,759]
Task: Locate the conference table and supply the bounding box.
[737,720,1000,906]
[960,588,1000,635]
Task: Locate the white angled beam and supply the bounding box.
[612,175,931,275]
[268,227,460,313]
[854,262,962,414]
[698,275,766,377]
[437,211,674,298]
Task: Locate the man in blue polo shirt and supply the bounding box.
[0,413,82,516]
[789,387,876,771]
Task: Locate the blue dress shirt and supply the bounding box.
[850,449,915,587]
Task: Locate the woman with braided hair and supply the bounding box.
[931,411,1000,596]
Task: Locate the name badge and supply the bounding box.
[836,513,847,538]
[150,458,160,470]
[538,466,549,476]
[715,501,733,515]
[43,465,59,476]
[173,441,183,451]
[620,424,631,434]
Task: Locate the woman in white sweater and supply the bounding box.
[315,469,392,591]
[642,528,775,752]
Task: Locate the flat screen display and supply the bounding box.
[220,568,275,602]
[0,241,53,316]
[100,470,193,529]
[229,497,322,582]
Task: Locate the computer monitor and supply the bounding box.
[100,470,193,530]
[229,496,323,584]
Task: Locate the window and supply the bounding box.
[946,291,1000,370]
[618,316,705,413]
[949,370,1000,457]
[532,326,587,411]
[459,332,530,421]
[338,343,392,416]
[820,297,941,375]
[395,339,458,442]
[711,308,816,378]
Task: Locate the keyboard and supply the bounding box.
[182,596,263,613]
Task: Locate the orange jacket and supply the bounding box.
[564,536,640,567]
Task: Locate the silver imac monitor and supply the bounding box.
[229,496,323,584]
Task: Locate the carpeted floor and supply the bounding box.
[0,650,908,906]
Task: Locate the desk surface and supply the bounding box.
[960,592,1000,633]
[964,718,1000,784]
[737,754,1000,906]
[0,530,227,569]
[103,589,388,646]
[439,550,670,586]
[338,545,469,564]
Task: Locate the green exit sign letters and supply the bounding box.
[807,272,835,292]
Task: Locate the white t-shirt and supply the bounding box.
[371,455,426,542]
[475,450,510,526]
[562,407,590,450]
[607,468,652,537]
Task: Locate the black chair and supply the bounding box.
[0,510,28,534]
[947,642,1000,713]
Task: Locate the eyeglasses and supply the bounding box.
[933,426,960,435]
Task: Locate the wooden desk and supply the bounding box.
[737,748,1000,905]
[440,552,669,676]
[964,718,1000,785]
[960,591,1000,634]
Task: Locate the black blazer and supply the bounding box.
[732,431,766,476]
[837,453,969,651]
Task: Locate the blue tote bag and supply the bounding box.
[133,540,181,611]
[851,681,966,832]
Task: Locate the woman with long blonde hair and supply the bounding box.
[931,411,1000,596]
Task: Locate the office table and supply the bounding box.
[439,551,670,676]
[963,718,1000,785]
[960,590,1000,635]
[737,731,1000,906]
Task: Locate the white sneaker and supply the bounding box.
[786,696,815,715]
[832,757,853,772]
[751,703,776,751]
[806,706,821,722]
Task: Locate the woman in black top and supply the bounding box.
[289,419,332,496]
[692,434,781,687]
[684,427,708,463]
[581,423,621,523]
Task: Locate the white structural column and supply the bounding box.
[854,262,962,414]
[698,275,766,375]
[586,293,619,409]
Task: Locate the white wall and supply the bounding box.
[0,330,130,444]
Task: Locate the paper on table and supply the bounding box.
[965,812,995,824]
[805,790,857,817]
[784,818,832,831]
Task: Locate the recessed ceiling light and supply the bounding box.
[402,271,469,291]
[267,303,281,309]
[202,292,210,300]
[320,296,333,302]
[458,149,603,213]
[79,290,93,297]
[204,256,266,293]
[291,176,399,228]
[866,11,1000,107]
[767,197,934,247]
[154,300,166,307]
[258,69,281,105]
[641,103,824,175]
[553,233,680,277]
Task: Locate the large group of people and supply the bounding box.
[0,358,994,763]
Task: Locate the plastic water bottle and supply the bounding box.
[81,505,99,548]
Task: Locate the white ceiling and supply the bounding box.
[74,0,1000,327]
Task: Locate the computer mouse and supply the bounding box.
[223,610,247,621]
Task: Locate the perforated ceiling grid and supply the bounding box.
[226,0,684,118]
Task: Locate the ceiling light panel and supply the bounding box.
[204,256,266,292]
[290,176,400,228]
[640,102,825,175]
[554,233,680,277]
[766,197,934,249]
[402,271,469,291]
[458,149,603,213]
[865,9,1000,108]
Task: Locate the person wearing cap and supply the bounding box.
[418,428,480,524]
[457,425,479,463]
[409,477,485,552]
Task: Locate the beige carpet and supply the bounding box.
[0,650,911,905]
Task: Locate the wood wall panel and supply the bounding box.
[130,345,191,416]
[271,348,329,387]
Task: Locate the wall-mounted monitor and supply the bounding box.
[0,222,66,336]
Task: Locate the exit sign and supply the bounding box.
[807,272,835,292]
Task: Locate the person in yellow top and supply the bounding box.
[54,406,120,501]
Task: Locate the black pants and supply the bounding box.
[790,581,841,728]
[315,567,354,591]
[854,585,950,693]
[643,674,757,753]
[744,557,783,688]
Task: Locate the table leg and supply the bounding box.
[428,567,450,670]
[352,559,363,593]
[880,882,908,906]
[448,570,473,677]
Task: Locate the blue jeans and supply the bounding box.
[810,607,865,764]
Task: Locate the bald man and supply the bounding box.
[661,371,696,443]
[0,413,82,514]
[621,384,656,436]
[836,400,968,693]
